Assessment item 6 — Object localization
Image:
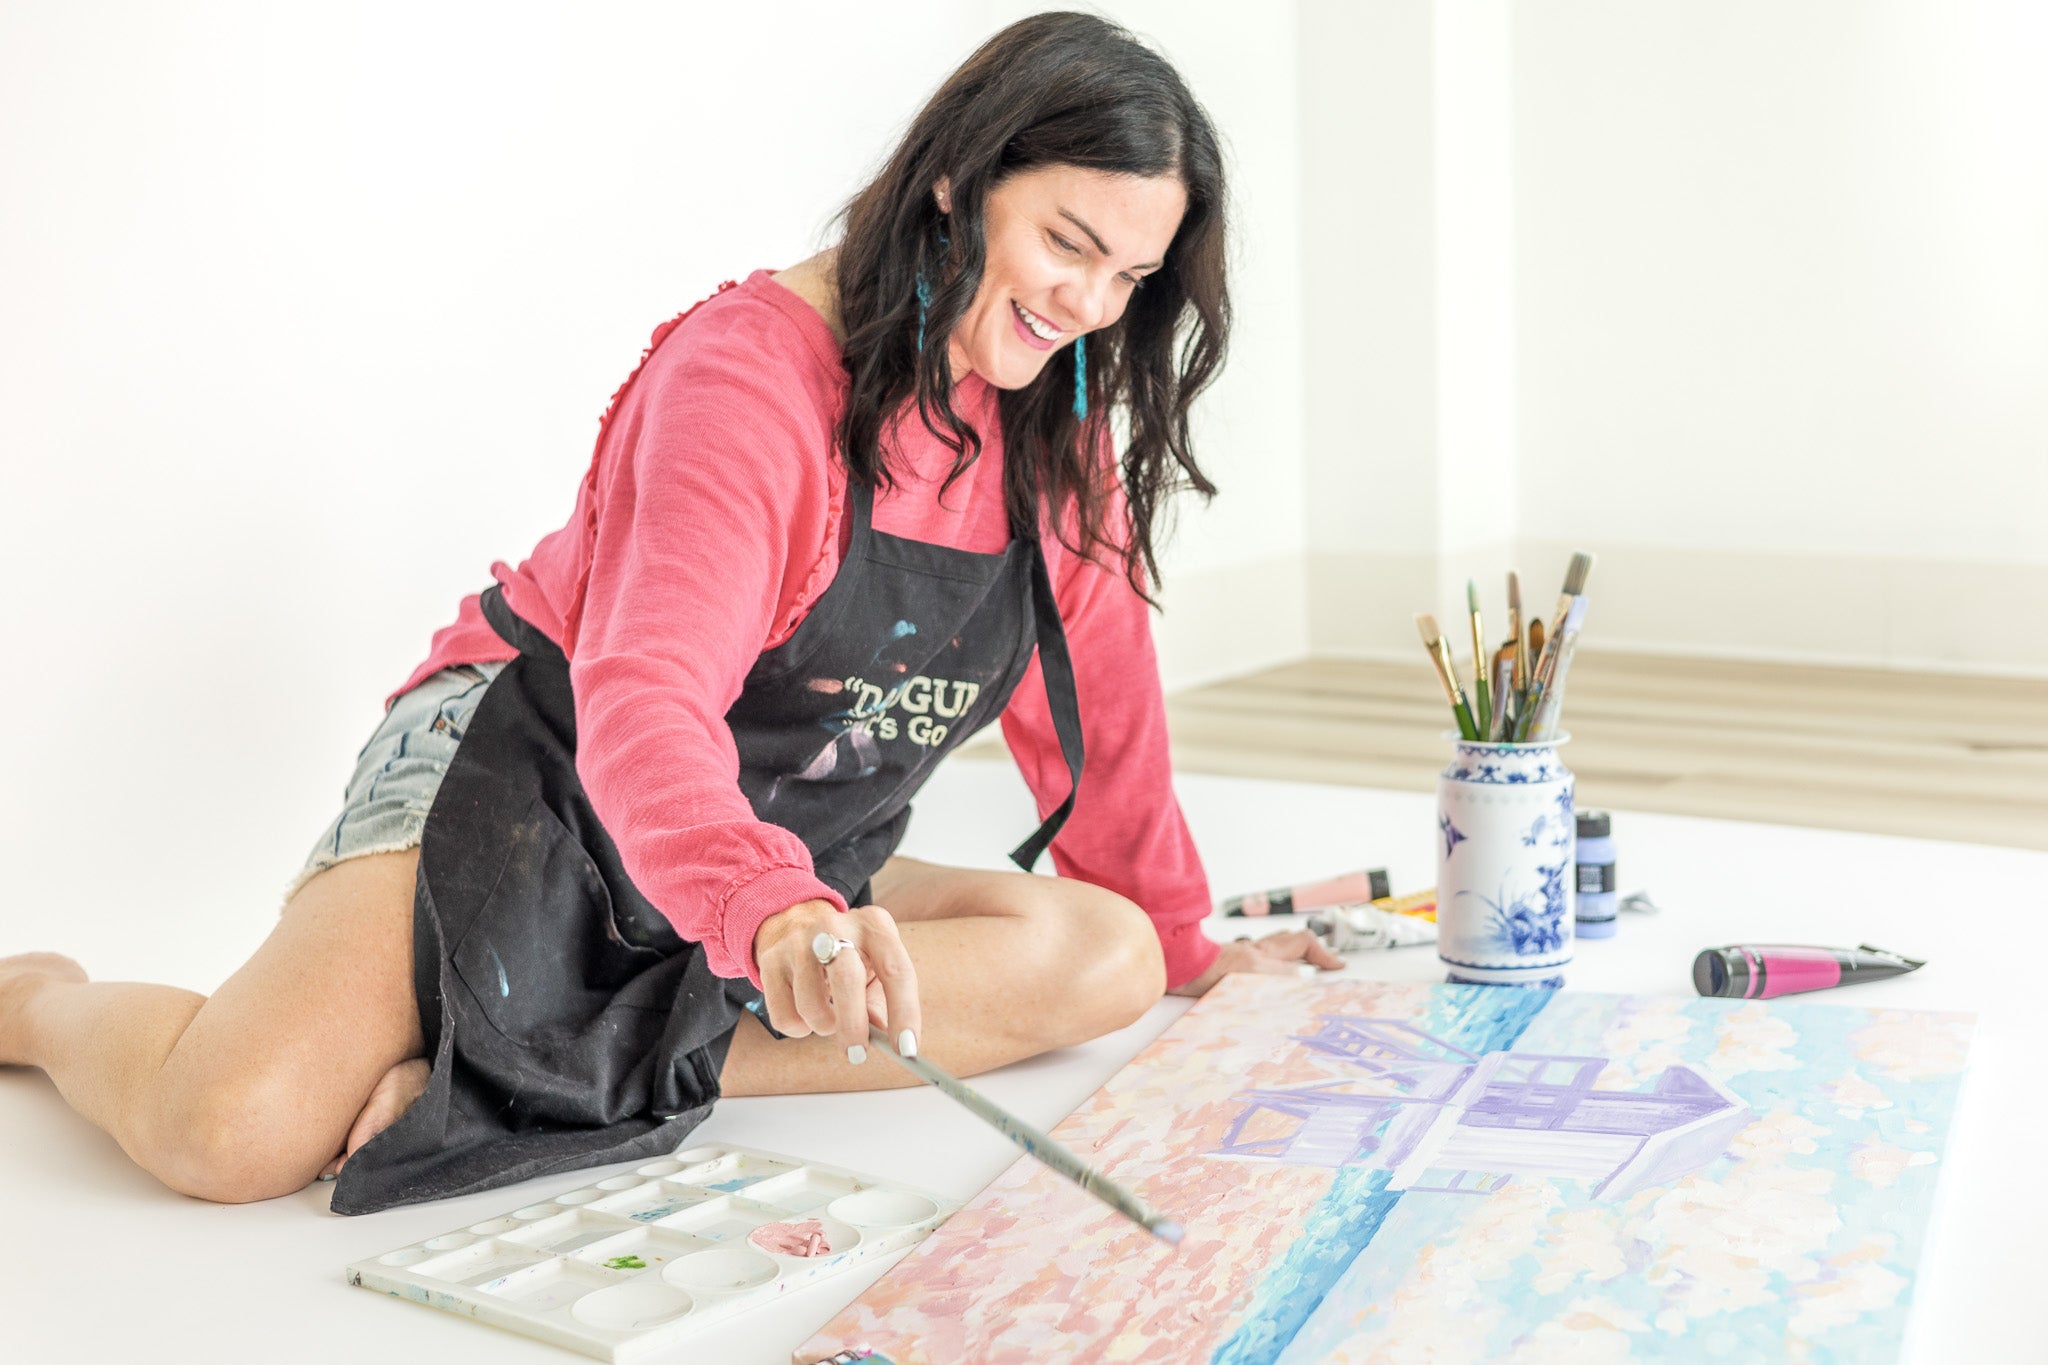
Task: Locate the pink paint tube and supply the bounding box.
[1222,868,1390,918]
[1692,943,1925,999]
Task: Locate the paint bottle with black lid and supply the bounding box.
[1575,810,1618,938]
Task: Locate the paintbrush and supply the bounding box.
[1527,596,1587,740]
[1507,571,1528,694]
[1518,596,1587,739]
[1490,642,1523,740]
[866,1028,1185,1244]
[1528,639,1578,741]
[1488,642,1516,740]
[1415,614,1479,740]
[1520,617,1544,732]
[1548,550,1595,637]
[1530,551,1595,692]
[1466,581,1491,739]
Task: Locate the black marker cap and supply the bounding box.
[1692,946,1750,998]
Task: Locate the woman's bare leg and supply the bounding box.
[719,857,1168,1096]
[0,849,425,1203]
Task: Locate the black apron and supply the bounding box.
[330,476,1086,1215]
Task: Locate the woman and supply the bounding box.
[0,12,1337,1212]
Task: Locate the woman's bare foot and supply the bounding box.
[0,953,89,1065]
[318,1056,430,1180]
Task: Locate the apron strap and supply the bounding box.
[846,472,875,541]
[481,583,562,662]
[1008,537,1086,872]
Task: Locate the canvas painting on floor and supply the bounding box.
[797,976,1973,1365]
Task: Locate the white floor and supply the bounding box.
[3,758,2039,1364]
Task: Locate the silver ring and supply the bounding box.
[812,932,859,966]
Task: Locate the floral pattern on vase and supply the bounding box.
[1435,733,1575,986]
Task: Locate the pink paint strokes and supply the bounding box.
[796,977,1973,1365]
[752,1220,832,1258]
[799,978,1420,1363]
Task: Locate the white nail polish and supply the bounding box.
[848,1045,867,1065]
[898,1029,918,1058]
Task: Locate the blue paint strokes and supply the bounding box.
[891,620,918,639]
[1210,985,1555,1365]
[488,945,509,998]
[1212,1170,1399,1365]
[631,1204,684,1222]
[705,1177,752,1193]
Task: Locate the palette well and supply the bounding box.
[346,1144,955,1361]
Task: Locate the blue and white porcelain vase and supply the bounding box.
[1434,733,1575,986]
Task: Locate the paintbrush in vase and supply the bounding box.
[1466,580,1491,739]
[1518,552,1592,740]
[1526,596,1588,740]
[1520,617,1544,731]
[1415,614,1480,740]
[1528,551,1595,690]
[1488,641,1517,740]
[865,1027,1185,1244]
[1519,596,1588,740]
[1507,570,1528,698]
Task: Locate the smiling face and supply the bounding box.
[940,165,1187,390]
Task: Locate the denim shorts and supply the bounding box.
[285,661,509,905]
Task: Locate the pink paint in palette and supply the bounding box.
[346,1144,954,1362]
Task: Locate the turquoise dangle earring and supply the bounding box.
[916,220,951,353]
[1072,335,1088,418]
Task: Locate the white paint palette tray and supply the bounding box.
[346,1144,955,1361]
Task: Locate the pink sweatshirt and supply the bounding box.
[396,270,1218,990]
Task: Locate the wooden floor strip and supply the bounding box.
[1154,652,2048,850]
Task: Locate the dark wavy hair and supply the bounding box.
[832,11,1230,598]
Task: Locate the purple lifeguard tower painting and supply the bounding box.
[800,976,1974,1365]
[1211,1015,1752,1203]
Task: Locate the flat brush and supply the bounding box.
[1551,550,1596,626]
[1415,614,1479,740]
[1507,571,1528,692]
[1531,551,1596,693]
[1540,622,1581,740]
[1466,580,1491,739]
[1488,641,1516,740]
[1518,596,1587,740]
[1522,617,1544,727]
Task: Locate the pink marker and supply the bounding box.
[1692,943,1924,1000]
[1222,868,1390,918]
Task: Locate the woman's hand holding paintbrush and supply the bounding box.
[768,932,1192,1245]
[752,902,923,1066]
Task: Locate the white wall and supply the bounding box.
[1512,0,2048,674]
[1301,0,2048,676]
[0,2,1306,975]
[1299,0,1520,658]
